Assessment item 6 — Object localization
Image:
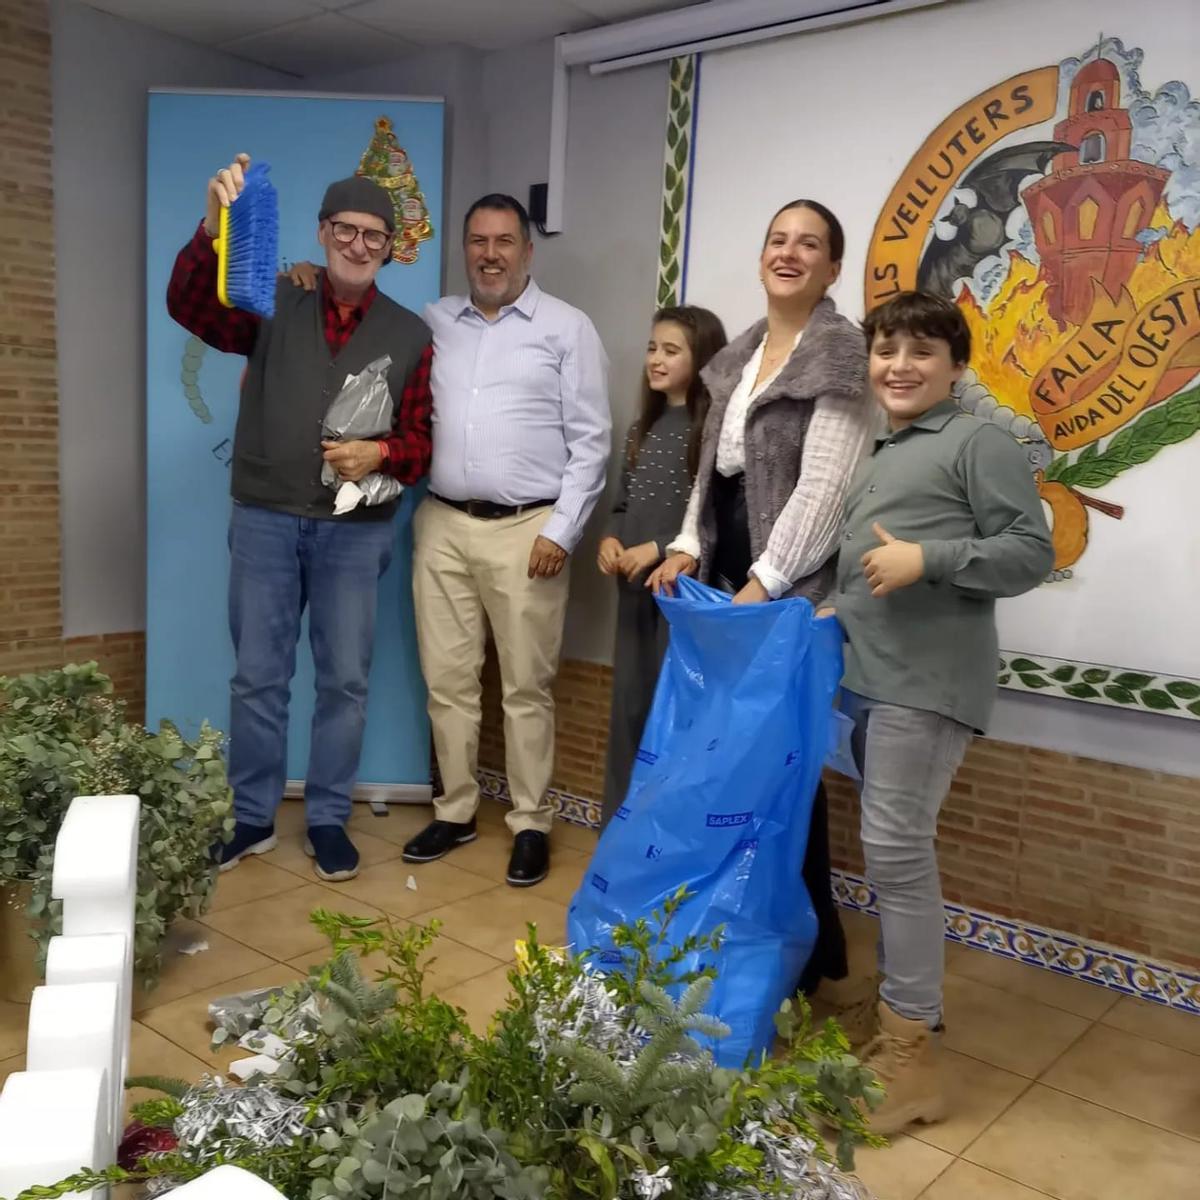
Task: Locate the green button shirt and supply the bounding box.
[835,399,1053,733]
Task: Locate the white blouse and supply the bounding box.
[669,332,874,598]
[715,332,801,476]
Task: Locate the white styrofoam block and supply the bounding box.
[53,795,139,939]
[3,796,144,1195]
[0,1068,107,1198]
[161,1165,287,1200]
[26,982,120,1158]
[45,933,131,1160]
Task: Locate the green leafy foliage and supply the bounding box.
[0,663,233,987]
[15,902,881,1200]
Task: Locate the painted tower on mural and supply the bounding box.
[1024,57,1170,327]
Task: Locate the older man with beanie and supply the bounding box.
[167,153,433,883]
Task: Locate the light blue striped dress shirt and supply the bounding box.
[423,280,612,553]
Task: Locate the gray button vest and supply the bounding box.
[231,279,431,521]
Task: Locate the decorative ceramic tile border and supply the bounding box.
[479,769,601,829]
[654,54,699,308]
[477,772,1200,1018]
[998,652,1200,721]
[832,869,1200,1017]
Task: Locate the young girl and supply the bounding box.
[598,306,727,829]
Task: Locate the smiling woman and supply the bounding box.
[645,197,876,1002]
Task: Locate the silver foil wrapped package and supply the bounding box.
[320,354,402,512]
[207,986,286,1039]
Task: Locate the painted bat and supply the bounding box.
[918,141,1074,298]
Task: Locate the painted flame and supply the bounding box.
[958,205,1200,421]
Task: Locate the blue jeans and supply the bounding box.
[227,502,394,828]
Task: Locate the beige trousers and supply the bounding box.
[412,497,570,835]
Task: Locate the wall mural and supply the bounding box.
[662,35,1200,720]
[864,38,1200,718]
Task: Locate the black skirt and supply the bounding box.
[709,468,847,989]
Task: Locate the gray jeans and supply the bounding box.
[841,690,973,1026]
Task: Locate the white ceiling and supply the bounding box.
[82,0,700,76]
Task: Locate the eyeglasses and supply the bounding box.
[328,220,391,253]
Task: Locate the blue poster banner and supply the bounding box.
[146,90,443,791]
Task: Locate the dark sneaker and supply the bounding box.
[215,822,277,873]
[402,818,477,863]
[506,830,549,888]
[304,825,360,882]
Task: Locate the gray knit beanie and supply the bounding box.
[319,176,395,232]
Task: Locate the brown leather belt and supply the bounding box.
[430,492,556,520]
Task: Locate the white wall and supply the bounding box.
[310,45,487,296]
[482,43,669,665]
[460,34,1199,778]
[52,0,1197,778]
[51,0,292,639]
[677,0,1200,778]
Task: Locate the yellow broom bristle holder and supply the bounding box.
[215,203,232,309]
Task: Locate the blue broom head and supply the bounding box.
[225,160,280,318]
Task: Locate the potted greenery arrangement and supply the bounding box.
[0,662,233,998]
[21,893,882,1200]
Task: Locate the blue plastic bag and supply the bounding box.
[567,576,843,1066]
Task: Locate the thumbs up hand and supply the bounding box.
[861,522,925,597]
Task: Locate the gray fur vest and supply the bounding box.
[694,296,867,601]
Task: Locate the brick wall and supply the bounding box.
[0,0,62,678]
[0,0,148,726]
[479,654,1200,970]
[62,630,147,722]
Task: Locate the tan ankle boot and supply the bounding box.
[861,1000,946,1135]
[813,972,881,1052]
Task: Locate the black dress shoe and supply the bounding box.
[402,818,477,863]
[506,830,549,887]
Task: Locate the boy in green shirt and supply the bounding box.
[830,292,1052,1134]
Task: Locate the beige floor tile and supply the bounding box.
[419,885,569,960]
[199,883,385,962]
[289,929,504,995]
[920,1160,1052,1199]
[1041,1022,1200,1139]
[840,1133,954,1200]
[1102,994,1200,1057]
[206,855,307,913]
[131,920,274,1014]
[125,1020,212,1120]
[966,1084,1200,1200]
[0,1000,27,1060]
[942,939,972,967]
[0,1053,24,1087]
[417,935,507,993]
[333,858,496,919]
[139,962,304,1071]
[266,829,404,879]
[942,974,1089,1078]
[532,847,590,907]
[474,799,512,827]
[437,963,515,1036]
[273,799,310,835]
[909,1049,1031,1155]
[841,908,882,974]
[445,823,520,881]
[347,801,436,847]
[948,948,1119,1020]
[551,818,600,855]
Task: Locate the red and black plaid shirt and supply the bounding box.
[166,221,432,484]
